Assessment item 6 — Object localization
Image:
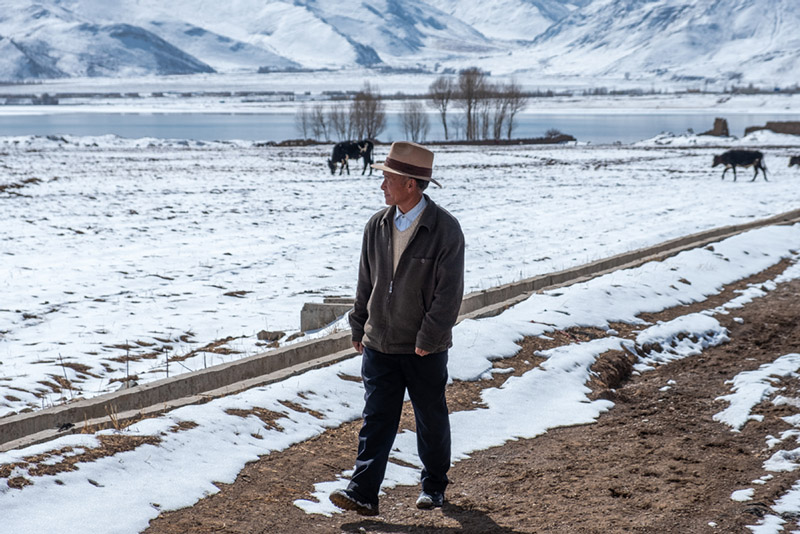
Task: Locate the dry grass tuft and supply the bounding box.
[169,421,199,433]
[225,407,285,431]
[279,400,324,420]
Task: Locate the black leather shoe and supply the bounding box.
[416,490,444,509]
[330,488,379,516]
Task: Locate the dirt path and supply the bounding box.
[145,260,800,534]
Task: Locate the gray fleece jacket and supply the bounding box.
[349,195,465,354]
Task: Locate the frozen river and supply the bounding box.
[1,110,799,144]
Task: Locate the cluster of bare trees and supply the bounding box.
[295,68,528,143]
[296,82,387,142]
[400,101,429,143]
[429,68,528,141]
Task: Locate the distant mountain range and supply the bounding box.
[0,0,796,86]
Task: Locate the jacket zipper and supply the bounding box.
[389,219,423,300]
[384,229,392,349]
[388,235,393,299]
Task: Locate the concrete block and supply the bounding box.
[323,297,355,305]
[301,302,353,331]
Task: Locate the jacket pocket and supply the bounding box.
[411,256,435,274]
[412,256,436,311]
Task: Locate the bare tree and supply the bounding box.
[327,103,350,141]
[491,87,509,140]
[400,100,430,143]
[310,103,329,141]
[476,82,495,140]
[350,82,386,140]
[295,103,311,139]
[455,67,489,141]
[503,80,528,140]
[428,76,454,140]
[450,113,465,141]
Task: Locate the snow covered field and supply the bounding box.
[2,212,800,534]
[2,130,800,419]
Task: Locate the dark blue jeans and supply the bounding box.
[347,345,451,505]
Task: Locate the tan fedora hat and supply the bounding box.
[371,141,442,187]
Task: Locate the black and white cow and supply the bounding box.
[712,150,767,181]
[789,156,800,168]
[327,140,374,175]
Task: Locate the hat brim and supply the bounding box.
[371,163,442,188]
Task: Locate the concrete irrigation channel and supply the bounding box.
[3,208,800,452]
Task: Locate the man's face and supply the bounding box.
[380,171,413,207]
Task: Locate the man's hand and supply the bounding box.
[353,341,364,354]
[415,347,430,357]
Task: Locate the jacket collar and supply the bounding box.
[380,194,436,230]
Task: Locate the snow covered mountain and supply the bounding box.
[0,3,216,79]
[514,0,800,85]
[0,0,499,78]
[0,0,796,86]
[425,0,590,41]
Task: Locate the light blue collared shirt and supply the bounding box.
[394,195,427,231]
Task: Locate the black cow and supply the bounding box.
[327,140,374,175]
[712,150,767,181]
[789,156,800,168]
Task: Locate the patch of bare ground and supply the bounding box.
[105,334,244,366]
[0,177,42,195]
[226,408,285,432]
[58,361,101,379]
[0,417,201,491]
[2,434,161,490]
[137,258,800,533]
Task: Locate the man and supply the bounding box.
[330,141,465,516]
